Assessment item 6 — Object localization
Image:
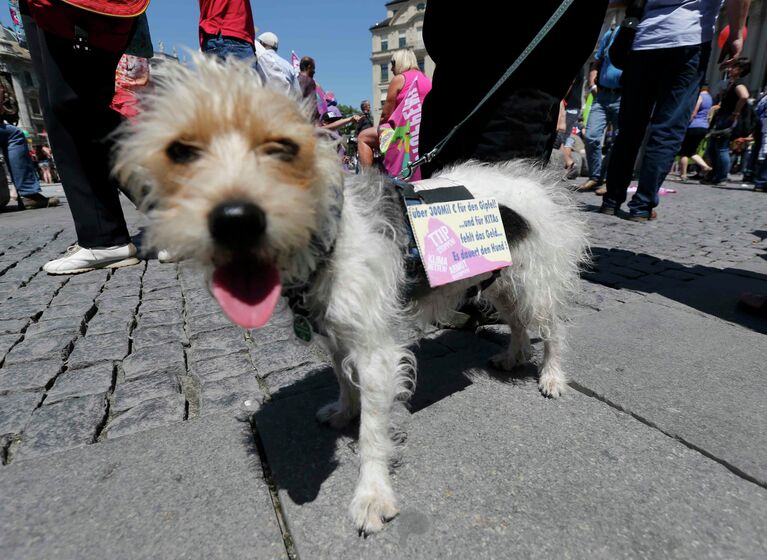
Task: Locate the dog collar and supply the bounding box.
[283,181,344,342]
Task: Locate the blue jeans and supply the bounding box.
[709,133,732,183]
[584,90,621,182]
[755,157,767,189]
[201,34,255,62]
[604,43,710,217]
[0,123,42,197]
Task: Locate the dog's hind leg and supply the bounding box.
[538,319,567,398]
[484,285,532,371]
[316,350,360,429]
[348,342,410,534]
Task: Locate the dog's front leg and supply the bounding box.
[316,350,360,429]
[348,345,402,534]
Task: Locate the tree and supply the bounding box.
[336,103,361,136]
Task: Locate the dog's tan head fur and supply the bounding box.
[114,54,342,280]
[114,54,343,328]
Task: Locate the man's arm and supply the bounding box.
[719,0,752,68]
[589,31,608,95]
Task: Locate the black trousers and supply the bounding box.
[419,0,608,177]
[21,8,130,248]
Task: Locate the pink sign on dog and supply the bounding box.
[407,197,512,288]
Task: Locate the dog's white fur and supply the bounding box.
[115,55,588,535]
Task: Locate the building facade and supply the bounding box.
[0,25,45,142]
[369,0,433,122]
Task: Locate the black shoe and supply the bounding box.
[626,210,658,222]
[598,204,617,216]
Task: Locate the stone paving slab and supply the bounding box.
[1,179,765,557]
[256,353,767,559]
[0,413,286,559]
[565,301,767,485]
[644,270,767,334]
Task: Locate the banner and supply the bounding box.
[8,0,26,45]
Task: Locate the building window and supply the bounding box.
[381,38,388,52]
[417,3,426,10]
[28,97,41,116]
[418,58,425,73]
[380,63,389,82]
[399,32,406,48]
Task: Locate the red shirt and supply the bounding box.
[199,0,255,46]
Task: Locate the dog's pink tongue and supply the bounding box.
[212,262,281,329]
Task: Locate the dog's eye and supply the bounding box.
[262,139,299,161]
[166,141,201,164]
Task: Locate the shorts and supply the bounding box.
[556,110,579,149]
[679,127,707,157]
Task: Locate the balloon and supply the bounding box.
[718,24,748,49]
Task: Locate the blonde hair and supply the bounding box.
[390,49,419,76]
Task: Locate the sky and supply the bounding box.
[1,0,388,108]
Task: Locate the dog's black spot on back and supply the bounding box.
[499,204,530,247]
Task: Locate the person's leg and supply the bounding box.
[754,156,767,191]
[691,153,712,173]
[583,96,608,183]
[709,135,731,183]
[597,91,622,189]
[628,44,708,217]
[357,127,377,168]
[22,11,130,247]
[0,159,9,209]
[0,123,42,197]
[469,87,560,164]
[603,51,657,210]
[680,156,689,178]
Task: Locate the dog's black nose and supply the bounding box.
[208,201,267,249]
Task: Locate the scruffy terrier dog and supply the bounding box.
[115,55,587,534]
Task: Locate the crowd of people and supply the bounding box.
[559,10,764,200]
[1,0,761,273]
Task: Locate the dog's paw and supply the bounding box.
[316,401,357,430]
[349,482,399,535]
[489,351,522,371]
[538,371,567,398]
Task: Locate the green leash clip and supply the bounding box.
[293,314,313,343]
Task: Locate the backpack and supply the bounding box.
[26,0,150,53]
[0,75,19,125]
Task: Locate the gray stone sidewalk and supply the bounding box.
[0,178,765,559]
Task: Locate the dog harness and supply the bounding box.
[389,177,502,299]
[284,177,505,342]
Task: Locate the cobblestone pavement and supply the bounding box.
[0,178,765,558]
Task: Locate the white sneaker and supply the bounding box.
[43,243,139,275]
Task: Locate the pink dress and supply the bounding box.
[397,69,432,107]
[380,70,433,180]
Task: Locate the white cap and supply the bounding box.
[258,32,279,50]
